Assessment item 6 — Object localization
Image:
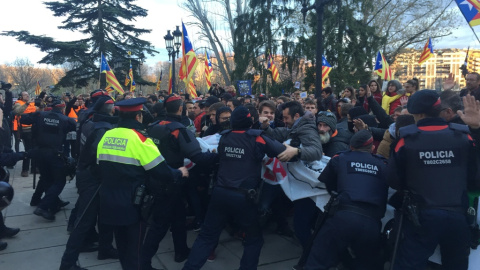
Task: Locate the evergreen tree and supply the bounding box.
[299,0,383,93]
[2,0,156,87]
[233,0,296,93]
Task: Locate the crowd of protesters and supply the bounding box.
[1,72,480,270]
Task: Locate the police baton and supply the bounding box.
[74,184,102,230]
[32,157,36,189]
[293,191,338,270]
[389,193,407,270]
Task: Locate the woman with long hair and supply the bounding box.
[381,80,404,115]
[368,80,382,105]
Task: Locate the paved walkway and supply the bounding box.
[0,162,302,270]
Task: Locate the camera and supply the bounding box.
[0,81,12,91]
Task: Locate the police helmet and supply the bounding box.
[0,182,14,211]
[0,167,10,183]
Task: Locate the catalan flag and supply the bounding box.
[34,81,41,95]
[124,74,130,87]
[128,63,135,92]
[267,54,280,82]
[156,71,162,91]
[179,22,198,85]
[205,51,213,88]
[168,65,173,95]
[100,53,124,94]
[418,38,434,65]
[188,81,198,98]
[374,51,393,81]
[131,80,136,92]
[456,0,480,26]
[321,56,332,88]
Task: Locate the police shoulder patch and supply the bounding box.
[133,129,147,143]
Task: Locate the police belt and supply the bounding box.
[217,185,258,198]
[335,204,382,220]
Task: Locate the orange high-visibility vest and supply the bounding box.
[14,100,36,129]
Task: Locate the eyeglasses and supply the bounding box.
[317,111,335,118]
[219,117,230,121]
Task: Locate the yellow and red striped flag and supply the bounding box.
[179,22,199,85]
[156,70,162,91]
[124,74,130,87]
[128,63,135,92]
[267,54,280,82]
[168,65,173,95]
[34,81,41,95]
[204,51,213,88]
[418,38,434,65]
[374,52,393,81]
[187,80,197,98]
[100,53,124,94]
[321,56,332,88]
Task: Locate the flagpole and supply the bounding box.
[99,52,102,88]
[468,25,480,45]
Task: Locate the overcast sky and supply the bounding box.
[1,0,479,70]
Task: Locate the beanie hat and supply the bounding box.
[348,106,368,119]
[204,96,220,107]
[407,90,440,114]
[316,111,337,133]
[230,106,253,130]
[350,130,373,149]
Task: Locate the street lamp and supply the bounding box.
[164,26,182,93]
[301,0,334,99]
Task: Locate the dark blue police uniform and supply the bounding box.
[183,106,286,270]
[60,97,118,270]
[305,132,388,270]
[21,103,76,219]
[388,90,480,270]
[142,101,218,269]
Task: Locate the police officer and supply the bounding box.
[96,98,188,270]
[21,100,76,221]
[142,95,218,270]
[304,130,388,270]
[182,106,286,270]
[0,182,15,251]
[60,96,118,270]
[0,107,25,251]
[388,90,479,270]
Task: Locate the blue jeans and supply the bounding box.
[393,208,470,270]
[305,210,383,270]
[183,187,263,270]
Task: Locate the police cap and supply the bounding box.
[231,106,253,129]
[407,90,440,114]
[115,97,147,112]
[51,99,65,108]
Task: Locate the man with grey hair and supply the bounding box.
[439,90,464,124]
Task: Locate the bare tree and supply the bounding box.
[182,0,246,85]
[6,58,42,94]
[365,0,459,60]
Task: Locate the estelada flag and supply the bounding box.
[321,56,332,88]
[179,22,199,85]
[205,51,213,88]
[267,54,280,82]
[456,0,480,26]
[100,53,124,94]
[418,38,434,65]
[374,51,393,81]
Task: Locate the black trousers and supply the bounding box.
[141,194,189,269]
[113,222,145,270]
[61,183,114,268]
[20,131,33,172]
